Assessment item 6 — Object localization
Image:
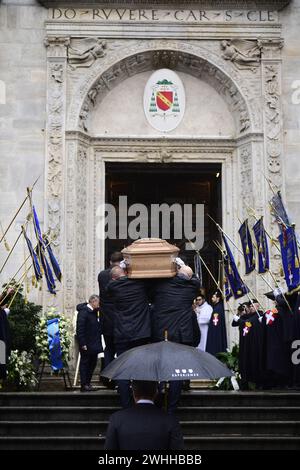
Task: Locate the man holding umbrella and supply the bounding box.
[105,380,184,450]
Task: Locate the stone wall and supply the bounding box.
[280,0,300,229]
[0,0,299,320]
[0,0,47,306]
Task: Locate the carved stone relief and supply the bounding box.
[68,38,107,69]
[261,39,284,279]
[220,39,262,72]
[44,36,70,309]
[76,146,88,301]
[65,40,260,134]
[43,34,284,316]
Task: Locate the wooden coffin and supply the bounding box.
[121,238,179,279]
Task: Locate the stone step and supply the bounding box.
[2,390,300,407]
[1,406,300,421]
[1,420,300,437]
[0,435,300,451]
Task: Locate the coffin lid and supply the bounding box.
[122,238,179,255]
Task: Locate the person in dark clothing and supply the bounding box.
[98,251,123,370]
[263,292,293,388]
[105,380,184,450]
[107,266,152,408]
[292,292,300,388]
[76,295,102,392]
[206,290,227,356]
[150,265,200,412]
[232,301,265,389]
[0,306,11,382]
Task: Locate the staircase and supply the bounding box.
[0,390,300,450]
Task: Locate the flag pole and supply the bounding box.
[0,230,23,275]
[0,175,41,245]
[213,239,265,315]
[0,234,56,305]
[245,205,294,314]
[187,239,236,316]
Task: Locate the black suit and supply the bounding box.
[105,403,184,450]
[98,268,116,366]
[107,276,151,345]
[76,303,103,388]
[150,274,200,344]
[107,276,151,407]
[150,274,200,412]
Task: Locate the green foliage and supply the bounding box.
[3,282,42,354]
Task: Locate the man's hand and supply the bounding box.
[82,345,87,351]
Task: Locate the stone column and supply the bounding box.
[44,36,70,310]
[261,38,285,282]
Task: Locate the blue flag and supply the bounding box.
[238,219,255,275]
[222,233,249,299]
[47,318,63,371]
[270,191,290,229]
[252,217,270,274]
[32,205,56,294]
[278,225,300,292]
[223,264,233,301]
[23,229,42,282]
[32,205,44,246]
[44,237,62,282]
[39,250,56,295]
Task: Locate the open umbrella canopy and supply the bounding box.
[101,340,233,381]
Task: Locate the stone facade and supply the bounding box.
[0,0,300,346]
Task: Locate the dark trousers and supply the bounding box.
[115,338,149,408]
[80,350,98,387]
[103,335,116,368]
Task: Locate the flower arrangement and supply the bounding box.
[35,308,72,367]
[215,344,241,390]
[7,350,37,389]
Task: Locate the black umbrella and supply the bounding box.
[101,340,233,381]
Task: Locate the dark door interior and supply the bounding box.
[105,162,222,297]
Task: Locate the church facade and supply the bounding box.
[0,0,300,345]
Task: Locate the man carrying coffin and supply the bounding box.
[107,266,152,408]
[98,251,123,373]
[150,265,200,412]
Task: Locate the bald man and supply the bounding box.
[150,264,200,413]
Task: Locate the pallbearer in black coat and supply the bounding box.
[206,290,227,356]
[150,265,200,413]
[107,266,152,408]
[150,266,200,345]
[98,251,123,370]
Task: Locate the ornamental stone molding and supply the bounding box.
[43,21,285,314]
[38,1,292,9]
[64,39,261,136]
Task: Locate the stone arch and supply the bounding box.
[67,40,261,136]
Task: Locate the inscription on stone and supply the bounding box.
[49,8,278,23]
